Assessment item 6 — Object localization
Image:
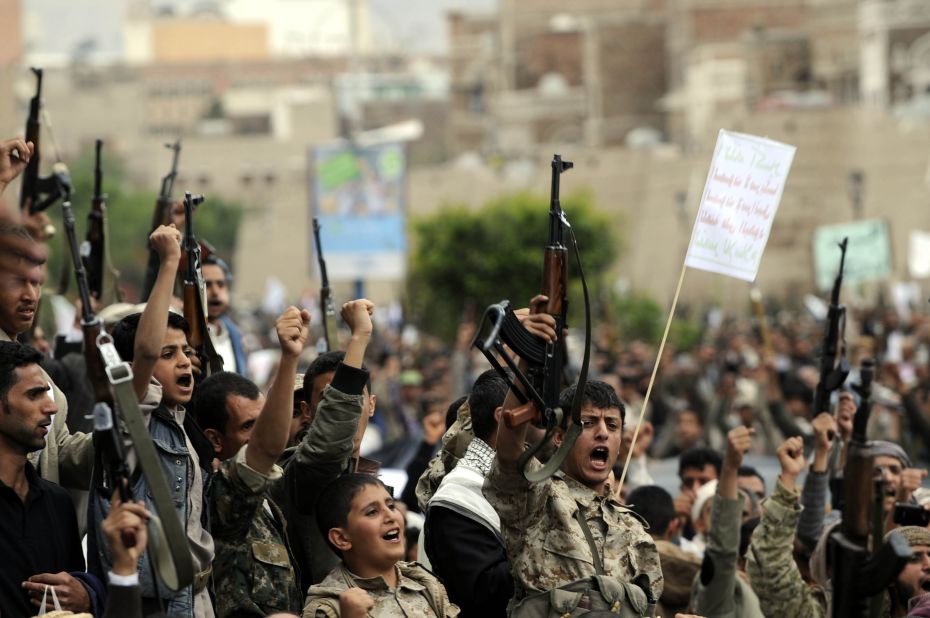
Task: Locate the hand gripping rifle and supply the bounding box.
[313,218,339,353]
[141,140,181,301]
[62,196,194,594]
[813,238,851,417]
[182,192,225,378]
[830,358,912,618]
[472,154,592,482]
[82,139,123,304]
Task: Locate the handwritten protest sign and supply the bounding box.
[685,130,796,281]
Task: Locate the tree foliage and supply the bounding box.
[43,145,243,300]
[406,190,621,340]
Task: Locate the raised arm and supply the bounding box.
[132,224,181,398]
[797,413,835,548]
[694,426,752,615]
[746,436,826,618]
[245,306,309,473]
[342,299,373,369]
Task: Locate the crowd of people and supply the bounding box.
[3,132,930,618]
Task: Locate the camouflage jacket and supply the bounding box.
[746,478,827,618]
[414,400,472,511]
[303,562,460,617]
[483,459,663,603]
[210,446,303,617]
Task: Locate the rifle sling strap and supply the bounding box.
[98,334,195,592]
[574,506,604,576]
[519,225,592,483]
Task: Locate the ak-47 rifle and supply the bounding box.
[63,193,194,594]
[830,358,912,618]
[313,218,339,352]
[82,139,122,303]
[182,192,224,378]
[19,67,68,235]
[141,140,181,301]
[472,154,592,482]
[813,238,851,417]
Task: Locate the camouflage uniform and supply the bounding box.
[210,445,303,617]
[746,478,827,618]
[303,562,460,617]
[415,400,472,511]
[483,458,663,612]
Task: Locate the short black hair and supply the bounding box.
[626,485,674,537]
[111,312,190,362]
[316,473,390,556]
[192,371,261,434]
[737,465,766,493]
[0,342,43,401]
[301,350,369,405]
[557,379,625,429]
[469,369,508,442]
[202,254,233,284]
[678,447,723,479]
[445,395,467,430]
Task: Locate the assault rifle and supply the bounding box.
[182,192,224,378]
[82,139,122,303]
[813,237,850,417]
[829,358,911,618]
[141,140,181,301]
[472,154,592,482]
[312,218,339,352]
[19,67,68,232]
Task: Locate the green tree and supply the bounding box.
[44,145,242,300]
[406,190,621,340]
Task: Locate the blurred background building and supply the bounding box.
[2,0,930,311]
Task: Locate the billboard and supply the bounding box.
[812,219,892,291]
[309,141,407,280]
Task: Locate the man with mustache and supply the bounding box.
[0,342,102,618]
[202,255,247,376]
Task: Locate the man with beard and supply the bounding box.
[0,342,103,618]
[886,526,930,617]
[202,255,247,376]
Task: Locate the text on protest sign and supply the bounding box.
[685,130,796,282]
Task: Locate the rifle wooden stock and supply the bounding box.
[181,193,223,377]
[183,283,207,353]
[503,401,540,428]
[842,446,874,540]
[541,247,566,315]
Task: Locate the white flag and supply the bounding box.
[685,130,796,281]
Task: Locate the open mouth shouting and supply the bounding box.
[176,373,194,394]
[590,446,610,471]
[382,527,402,544]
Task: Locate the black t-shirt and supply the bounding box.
[0,462,85,618]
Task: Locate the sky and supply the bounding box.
[23,0,498,65]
